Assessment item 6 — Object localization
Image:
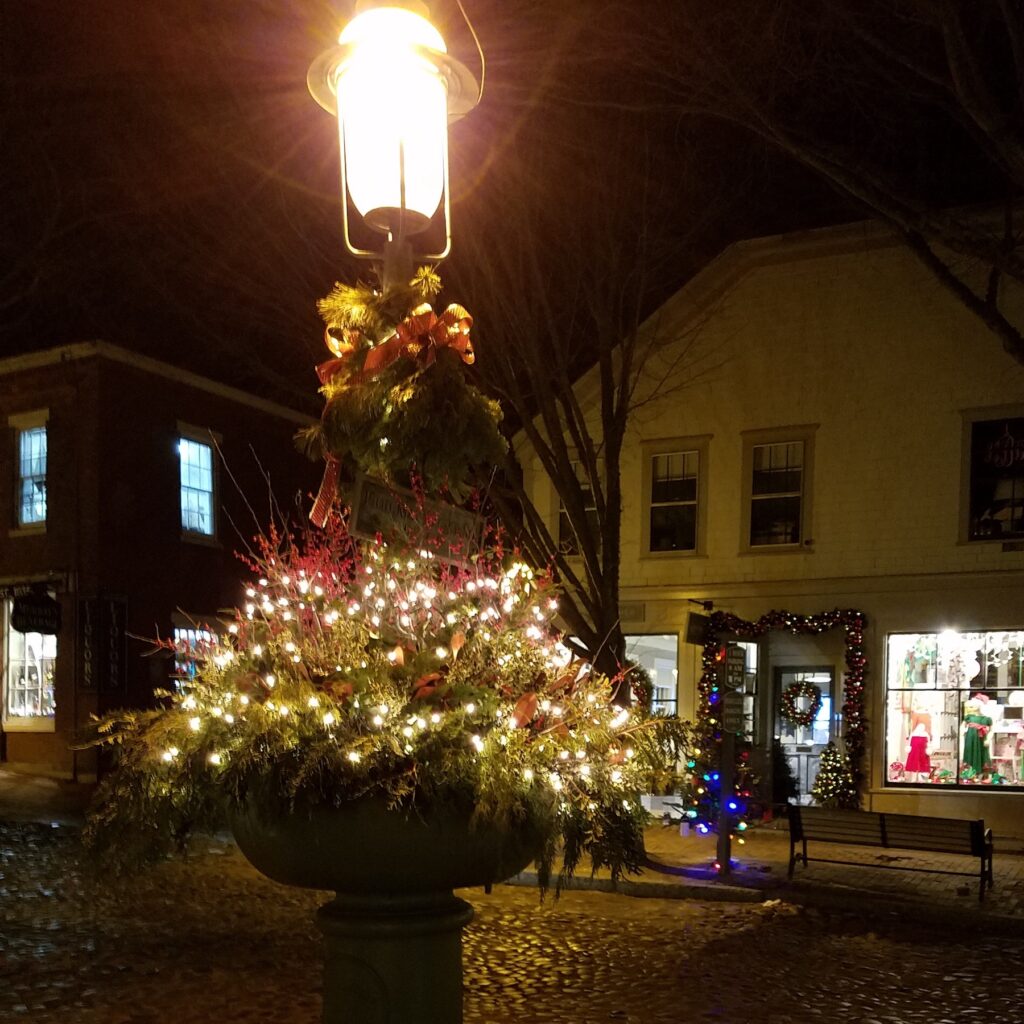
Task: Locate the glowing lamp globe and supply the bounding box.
[308,1,479,260]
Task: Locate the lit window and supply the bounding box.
[17,426,47,526]
[173,626,216,686]
[649,451,698,552]
[179,436,215,536]
[626,634,679,714]
[3,598,57,722]
[557,460,599,556]
[885,630,1024,789]
[750,440,803,547]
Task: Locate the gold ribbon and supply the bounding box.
[317,304,474,386]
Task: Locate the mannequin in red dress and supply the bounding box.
[904,722,932,782]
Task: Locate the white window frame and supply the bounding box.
[177,423,221,544]
[641,436,710,557]
[2,593,57,732]
[740,425,817,553]
[9,409,49,535]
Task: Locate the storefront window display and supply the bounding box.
[885,630,1024,787]
[3,599,57,722]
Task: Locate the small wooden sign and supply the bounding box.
[77,597,127,693]
[349,474,482,563]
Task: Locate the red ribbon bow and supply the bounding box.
[362,302,474,379]
[316,303,474,387]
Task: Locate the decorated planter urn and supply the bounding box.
[82,522,688,1024]
[231,795,539,1024]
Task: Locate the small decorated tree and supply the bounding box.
[811,742,858,809]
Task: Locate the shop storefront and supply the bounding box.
[2,592,58,728]
[885,629,1024,789]
[0,583,67,771]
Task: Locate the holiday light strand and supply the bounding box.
[690,608,867,838]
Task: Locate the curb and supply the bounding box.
[503,869,764,903]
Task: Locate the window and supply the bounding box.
[884,630,1024,789]
[741,428,816,551]
[10,411,48,528]
[725,641,759,740]
[966,416,1024,541]
[649,451,698,552]
[2,597,57,728]
[626,634,678,714]
[173,625,216,687]
[179,433,215,537]
[750,440,803,546]
[557,460,598,556]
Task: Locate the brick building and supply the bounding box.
[0,342,316,778]
[520,219,1024,839]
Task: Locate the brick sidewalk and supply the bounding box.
[530,821,1024,924]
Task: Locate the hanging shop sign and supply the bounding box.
[78,597,127,693]
[349,473,481,563]
[11,592,62,635]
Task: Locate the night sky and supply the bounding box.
[0,2,995,410]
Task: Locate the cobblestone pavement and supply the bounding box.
[3,821,1024,1024]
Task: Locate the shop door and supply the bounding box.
[774,667,835,804]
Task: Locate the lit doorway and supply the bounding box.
[773,666,835,804]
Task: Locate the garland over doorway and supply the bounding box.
[689,609,868,835]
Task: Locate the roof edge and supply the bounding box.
[0,342,315,426]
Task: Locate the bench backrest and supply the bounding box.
[790,806,986,855]
[882,813,985,856]
[791,807,884,846]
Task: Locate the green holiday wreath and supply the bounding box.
[779,680,822,728]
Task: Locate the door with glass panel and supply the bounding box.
[774,667,835,804]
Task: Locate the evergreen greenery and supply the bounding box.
[772,738,799,807]
[298,269,506,501]
[82,519,691,891]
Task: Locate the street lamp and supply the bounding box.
[308,1,480,285]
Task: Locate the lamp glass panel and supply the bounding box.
[337,8,448,231]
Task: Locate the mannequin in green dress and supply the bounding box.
[962,703,993,774]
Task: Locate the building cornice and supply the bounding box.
[620,565,1024,604]
[0,342,315,426]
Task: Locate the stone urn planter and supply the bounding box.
[231,794,540,1024]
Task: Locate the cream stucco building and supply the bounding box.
[521,218,1024,839]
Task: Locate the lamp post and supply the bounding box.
[308,1,479,288]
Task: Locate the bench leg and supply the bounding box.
[803,838,809,868]
[788,844,796,880]
[980,857,992,903]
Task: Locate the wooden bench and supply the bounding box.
[788,806,994,902]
